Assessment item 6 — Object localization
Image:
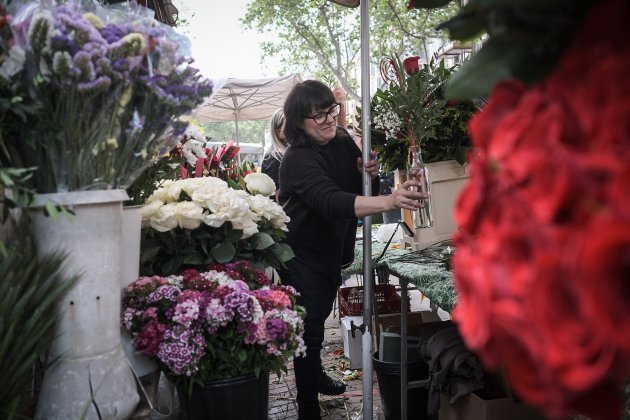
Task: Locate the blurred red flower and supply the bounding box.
[452,0,630,418]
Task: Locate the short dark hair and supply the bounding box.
[283,80,337,147]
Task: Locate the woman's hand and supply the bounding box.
[357,151,379,179]
[353,179,426,218]
[387,180,426,210]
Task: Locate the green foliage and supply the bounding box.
[0,217,78,419]
[202,120,269,145]
[242,0,458,101]
[140,220,294,276]
[125,154,181,206]
[0,167,37,223]
[362,57,477,172]
[409,0,595,98]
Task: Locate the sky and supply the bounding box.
[176,1,282,80]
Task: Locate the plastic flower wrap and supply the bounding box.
[451,1,630,418]
[0,1,213,193]
[121,264,306,390]
[140,175,293,276]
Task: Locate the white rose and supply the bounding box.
[175,201,205,230]
[231,215,259,239]
[149,202,179,232]
[179,177,214,198]
[190,177,229,206]
[244,173,276,197]
[146,181,181,204]
[249,195,290,231]
[203,188,252,229]
[141,200,163,228]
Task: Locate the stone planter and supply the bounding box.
[30,190,139,419]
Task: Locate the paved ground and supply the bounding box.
[268,314,384,420]
[267,274,451,420]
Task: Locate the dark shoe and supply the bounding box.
[317,370,346,396]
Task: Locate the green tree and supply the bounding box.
[242,0,458,100]
[202,120,270,145]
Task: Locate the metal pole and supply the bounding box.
[360,1,373,419]
[401,279,408,420]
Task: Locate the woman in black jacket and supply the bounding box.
[278,80,424,419]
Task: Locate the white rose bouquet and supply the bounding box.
[140,175,293,276]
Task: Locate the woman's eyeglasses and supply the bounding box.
[304,103,341,125]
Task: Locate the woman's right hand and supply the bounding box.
[388,180,426,210]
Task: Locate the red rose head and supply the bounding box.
[403,56,420,75]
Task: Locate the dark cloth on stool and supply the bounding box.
[418,321,485,416]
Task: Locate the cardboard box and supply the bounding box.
[396,161,469,250]
[378,310,442,336]
[438,370,546,420]
[341,316,364,369]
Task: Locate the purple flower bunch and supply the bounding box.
[0,1,213,193]
[122,265,306,388]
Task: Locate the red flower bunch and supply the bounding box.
[452,1,630,418]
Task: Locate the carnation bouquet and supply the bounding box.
[140,173,293,276]
[121,263,306,391]
[0,1,213,193]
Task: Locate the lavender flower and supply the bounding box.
[78,75,111,94]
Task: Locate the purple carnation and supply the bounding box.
[147,285,181,303]
[266,317,290,341]
[157,328,205,376]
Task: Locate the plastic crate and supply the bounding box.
[338,284,402,318]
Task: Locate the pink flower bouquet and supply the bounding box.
[122,262,305,390]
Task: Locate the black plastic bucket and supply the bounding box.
[177,372,269,420]
[373,351,430,420]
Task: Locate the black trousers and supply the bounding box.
[280,256,338,419]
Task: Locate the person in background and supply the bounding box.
[278,80,424,419]
[262,108,287,196]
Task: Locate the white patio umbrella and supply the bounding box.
[193,74,302,144]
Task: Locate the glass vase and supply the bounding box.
[408,145,433,228]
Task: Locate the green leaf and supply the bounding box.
[183,253,205,265]
[438,14,486,41]
[446,37,523,99]
[44,201,59,219]
[162,255,184,275]
[274,243,295,263]
[254,232,275,250]
[226,229,243,242]
[212,241,236,263]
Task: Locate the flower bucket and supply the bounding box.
[177,372,269,420]
[29,190,138,420]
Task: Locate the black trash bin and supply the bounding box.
[373,351,430,420]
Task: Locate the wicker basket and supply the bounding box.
[338,284,403,318]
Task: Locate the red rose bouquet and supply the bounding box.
[452,1,630,418]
